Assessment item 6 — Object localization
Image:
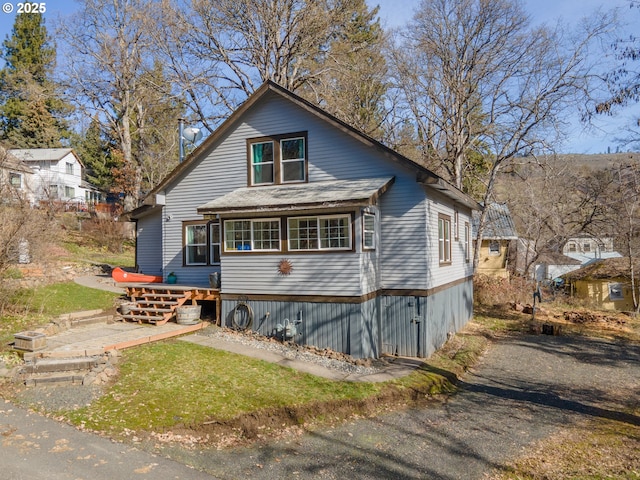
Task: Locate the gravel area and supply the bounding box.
[200,326,387,377]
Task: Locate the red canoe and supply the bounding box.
[111,267,163,283]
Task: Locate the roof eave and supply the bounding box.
[199,199,374,217]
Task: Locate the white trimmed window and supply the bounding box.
[489,241,500,256]
[224,219,281,252]
[289,215,351,251]
[250,141,275,185]
[183,221,221,265]
[248,133,307,186]
[438,214,451,264]
[609,283,624,300]
[185,224,208,265]
[209,220,221,264]
[465,222,470,263]
[280,137,305,183]
[363,213,376,250]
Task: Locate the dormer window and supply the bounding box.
[248,132,307,186]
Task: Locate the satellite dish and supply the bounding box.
[182,127,203,144]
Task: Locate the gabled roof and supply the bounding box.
[142,81,480,212]
[8,148,84,167]
[197,177,395,216]
[472,203,518,240]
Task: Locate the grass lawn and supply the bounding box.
[65,341,384,435]
[57,325,487,444]
[0,282,121,349]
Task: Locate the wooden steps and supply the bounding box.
[120,285,221,325]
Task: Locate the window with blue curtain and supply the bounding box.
[251,141,274,184]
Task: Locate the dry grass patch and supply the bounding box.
[488,406,640,479]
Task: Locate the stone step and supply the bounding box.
[20,357,101,374]
[24,373,87,387]
[70,315,114,327]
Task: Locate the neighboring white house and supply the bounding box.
[534,236,622,282]
[1,147,37,204]
[7,148,102,208]
[129,81,481,359]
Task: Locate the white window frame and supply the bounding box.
[185,223,208,266]
[209,220,221,264]
[223,218,281,252]
[438,214,451,264]
[250,141,275,185]
[280,137,306,183]
[608,283,624,300]
[489,241,500,256]
[288,214,352,251]
[363,212,376,250]
[465,222,470,263]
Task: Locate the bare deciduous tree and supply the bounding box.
[0,149,54,280]
[390,0,616,268]
[154,0,380,133]
[59,0,157,211]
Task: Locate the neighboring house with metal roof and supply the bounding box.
[472,203,518,278]
[7,148,102,208]
[129,81,480,359]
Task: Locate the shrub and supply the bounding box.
[474,274,533,306]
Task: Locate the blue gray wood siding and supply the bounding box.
[220,278,472,359]
[159,90,474,291]
[135,209,163,276]
[221,299,377,359]
[379,279,474,358]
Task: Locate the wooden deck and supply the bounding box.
[121,284,221,326]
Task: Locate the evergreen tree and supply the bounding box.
[72,116,117,191]
[0,12,71,147]
[302,0,388,138]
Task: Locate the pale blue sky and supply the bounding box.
[0,0,637,153]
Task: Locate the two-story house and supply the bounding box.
[129,81,480,359]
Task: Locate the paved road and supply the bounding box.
[0,403,214,479]
[2,334,639,479]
